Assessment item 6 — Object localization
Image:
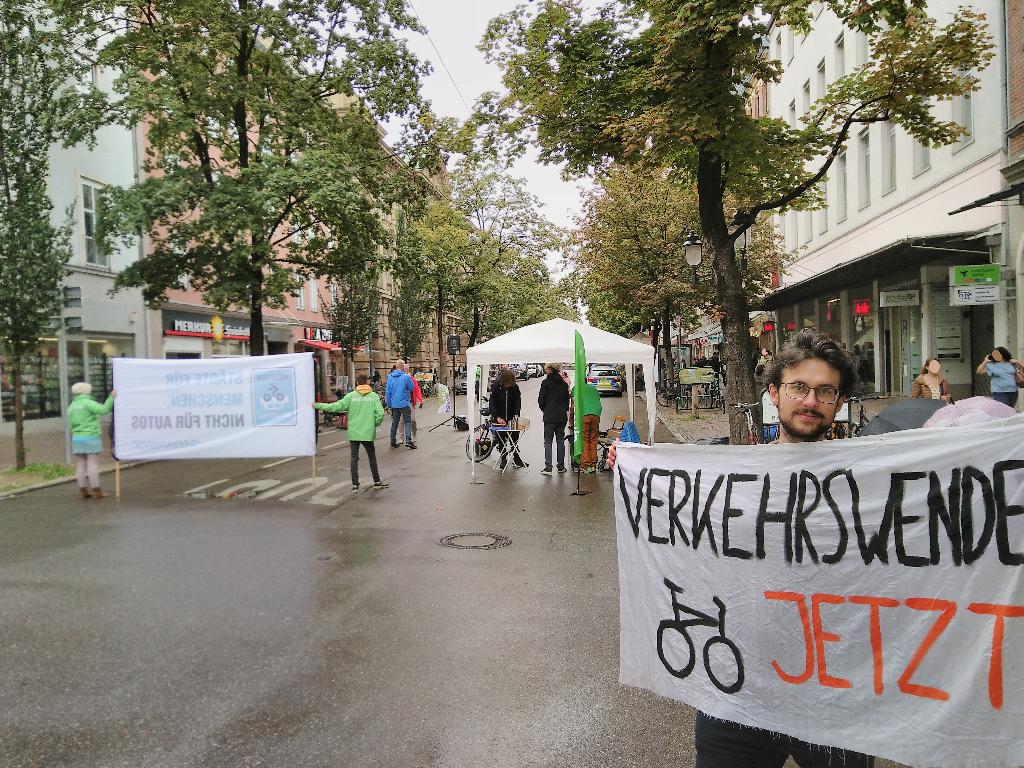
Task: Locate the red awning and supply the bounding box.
[297,338,341,352]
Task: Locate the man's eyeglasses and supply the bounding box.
[780,381,840,404]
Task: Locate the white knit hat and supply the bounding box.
[71,382,92,396]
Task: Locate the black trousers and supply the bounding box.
[350,440,380,486]
[695,712,874,768]
[543,421,566,469]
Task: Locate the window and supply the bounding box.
[81,180,108,267]
[834,34,845,79]
[802,81,811,116]
[295,282,305,311]
[309,279,318,313]
[789,212,798,248]
[789,100,797,128]
[817,181,829,235]
[803,210,813,243]
[329,281,338,303]
[913,140,931,177]
[775,32,783,62]
[954,89,974,149]
[856,31,869,66]
[836,152,848,222]
[786,27,795,64]
[816,59,826,99]
[882,121,897,194]
[858,129,871,209]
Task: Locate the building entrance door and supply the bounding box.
[901,306,922,394]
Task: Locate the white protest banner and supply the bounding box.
[615,417,1024,768]
[113,353,315,460]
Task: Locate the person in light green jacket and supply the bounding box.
[66,382,116,499]
[313,374,389,493]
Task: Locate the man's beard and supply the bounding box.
[780,407,831,441]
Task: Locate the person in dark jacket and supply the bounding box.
[537,363,570,475]
[489,368,525,469]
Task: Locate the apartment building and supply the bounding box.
[762,0,1011,399]
[0,65,147,423]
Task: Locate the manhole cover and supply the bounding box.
[437,532,511,551]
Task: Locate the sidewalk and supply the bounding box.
[654,393,909,443]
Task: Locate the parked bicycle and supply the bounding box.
[656,578,744,694]
[465,398,495,462]
[731,402,760,445]
[844,393,880,437]
[655,380,679,408]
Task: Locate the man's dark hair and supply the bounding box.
[356,374,368,385]
[766,330,857,396]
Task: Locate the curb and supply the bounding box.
[0,460,153,501]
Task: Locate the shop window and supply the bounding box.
[849,289,876,392]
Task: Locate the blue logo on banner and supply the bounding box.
[252,367,297,427]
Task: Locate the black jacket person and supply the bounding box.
[537,364,570,474]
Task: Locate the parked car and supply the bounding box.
[453,372,467,395]
[526,363,543,379]
[587,365,626,396]
[510,363,529,380]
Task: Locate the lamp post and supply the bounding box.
[731,211,750,273]
[683,229,702,285]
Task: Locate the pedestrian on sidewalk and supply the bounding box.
[385,359,416,448]
[976,347,1020,408]
[67,382,116,499]
[314,374,388,492]
[407,360,424,442]
[538,363,570,475]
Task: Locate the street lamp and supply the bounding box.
[683,229,702,285]
[731,211,750,273]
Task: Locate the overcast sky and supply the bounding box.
[388,0,590,233]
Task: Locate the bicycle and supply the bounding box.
[731,402,760,445]
[844,393,880,437]
[465,399,495,462]
[656,578,744,694]
[656,381,678,408]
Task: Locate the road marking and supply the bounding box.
[216,479,281,499]
[319,440,346,450]
[261,457,298,469]
[258,477,328,501]
[184,478,231,496]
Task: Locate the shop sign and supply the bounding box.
[164,311,250,340]
[951,264,999,286]
[303,326,334,343]
[853,299,872,316]
[879,290,920,307]
[951,284,1000,306]
[762,321,776,332]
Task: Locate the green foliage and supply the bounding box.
[91,0,430,350]
[389,271,433,361]
[322,271,380,361]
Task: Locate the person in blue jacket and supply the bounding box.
[385,359,416,448]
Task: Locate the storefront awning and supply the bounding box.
[761,231,988,310]
[948,181,1024,215]
[297,338,341,352]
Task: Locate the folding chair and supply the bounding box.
[489,417,530,473]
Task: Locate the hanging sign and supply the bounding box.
[879,290,920,307]
[614,420,1024,768]
[951,265,999,286]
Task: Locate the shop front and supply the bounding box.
[161,309,250,359]
[296,326,343,398]
[764,233,1002,398]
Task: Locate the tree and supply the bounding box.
[322,270,380,384]
[388,272,432,363]
[0,1,101,469]
[94,0,430,354]
[482,0,992,441]
[449,152,564,346]
[411,197,472,383]
[575,166,781,384]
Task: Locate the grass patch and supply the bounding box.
[0,462,74,494]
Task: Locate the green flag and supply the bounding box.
[574,331,585,461]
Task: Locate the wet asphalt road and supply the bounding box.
[0,379,704,768]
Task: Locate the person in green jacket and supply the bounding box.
[313,374,389,493]
[572,380,603,473]
[66,382,116,499]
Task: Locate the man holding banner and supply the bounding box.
[690,331,873,767]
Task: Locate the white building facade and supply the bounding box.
[763,0,1012,400]
[0,65,147,423]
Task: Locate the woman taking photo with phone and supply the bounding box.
[976,346,1021,408]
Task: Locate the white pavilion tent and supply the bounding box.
[465,319,658,469]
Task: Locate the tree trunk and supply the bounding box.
[696,148,757,444]
[651,319,662,385]
[249,277,265,357]
[12,354,26,470]
[661,303,674,393]
[468,304,481,348]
